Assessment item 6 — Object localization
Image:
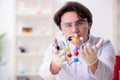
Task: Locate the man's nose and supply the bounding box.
[71,25,78,33]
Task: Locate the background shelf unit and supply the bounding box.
[15,0,55,80]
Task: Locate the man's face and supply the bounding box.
[60,11,91,42]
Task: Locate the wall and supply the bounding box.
[0,0,15,80]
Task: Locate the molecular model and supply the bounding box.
[65,35,83,65]
[54,34,83,65]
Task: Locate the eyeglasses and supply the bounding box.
[60,18,87,29]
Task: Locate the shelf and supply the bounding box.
[17,33,54,37]
[16,53,42,57]
[16,73,39,76]
[16,14,51,19]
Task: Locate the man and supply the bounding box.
[39,1,115,80]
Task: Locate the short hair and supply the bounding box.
[54,1,93,30]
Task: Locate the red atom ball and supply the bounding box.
[67,53,72,58]
[74,51,79,56]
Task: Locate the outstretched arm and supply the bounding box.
[80,39,104,73]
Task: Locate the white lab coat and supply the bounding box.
[39,35,115,80]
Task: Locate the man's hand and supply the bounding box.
[53,38,67,67]
[80,39,104,66]
[53,49,67,67]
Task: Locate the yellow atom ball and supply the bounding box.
[65,46,70,51]
[72,38,78,43]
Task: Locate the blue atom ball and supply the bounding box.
[74,58,79,62]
